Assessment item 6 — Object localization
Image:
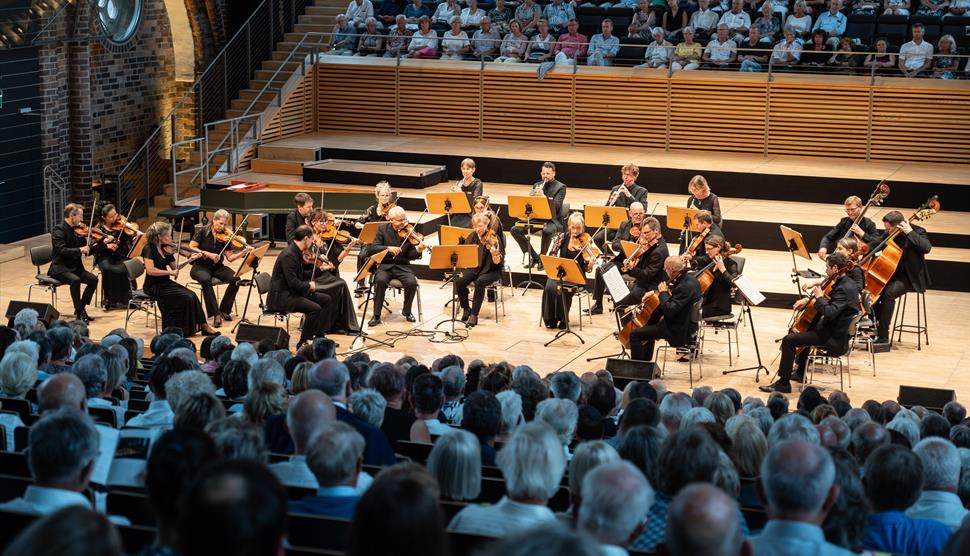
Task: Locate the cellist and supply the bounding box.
[628,256,702,363]
[761,252,859,394]
[868,210,932,344]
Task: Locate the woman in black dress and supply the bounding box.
[698,235,739,318]
[449,158,484,229]
[540,213,596,329]
[455,213,505,327]
[307,209,361,334]
[92,203,136,310]
[687,174,722,227]
[142,221,220,337]
[188,209,252,327]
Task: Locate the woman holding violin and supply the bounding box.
[368,206,426,327]
[50,203,99,322]
[472,196,502,234]
[91,203,139,310]
[143,221,220,337]
[541,213,596,329]
[188,209,252,327]
[698,235,739,318]
[455,213,505,327]
[354,181,396,294]
[306,209,361,334]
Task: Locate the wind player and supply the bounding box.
[267,225,332,348]
[628,256,702,363]
[588,208,666,314]
[285,193,315,243]
[686,175,722,227]
[510,162,567,272]
[368,206,427,327]
[868,210,932,344]
[761,252,860,393]
[593,163,649,252]
[450,158,484,229]
[354,181,395,295]
[455,213,505,327]
[817,195,878,260]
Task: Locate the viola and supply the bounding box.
[378,202,397,219]
[397,223,424,246]
[695,245,743,295]
[623,234,659,271]
[319,222,354,244]
[685,227,710,257]
[107,215,141,238]
[214,228,249,250]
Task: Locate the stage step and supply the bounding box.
[257,143,319,161]
[250,158,305,175]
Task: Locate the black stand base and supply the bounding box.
[545,280,585,347]
[721,305,767,382]
[435,269,467,337]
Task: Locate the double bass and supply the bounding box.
[843,180,891,255]
[861,196,940,305]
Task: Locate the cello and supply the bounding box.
[695,244,743,295]
[788,261,855,334]
[618,290,662,350]
[861,196,940,305]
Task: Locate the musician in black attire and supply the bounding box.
[142,221,219,337]
[628,256,702,362]
[541,214,595,329]
[593,164,649,251]
[353,181,394,293]
[761,252,860,393]
[50,204,99,322]
[449,158,484,229]
[306,209,360,334]
[817,195,878,260]
[590,212,667,314]
[868,210,932,343]
[687,175,722,227]
[511,162,567,271]
[698,235,739,318]
[91,204,136,310]
[472,196,503,235]
[455,213,505,328]
[267,225,332,347]
[284,193,315,243]
[189,209,252,327]
[368,206,426,327]
[802,237,866,292]
[681,210,724,261]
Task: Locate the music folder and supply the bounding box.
[353,248,388,283]
[439,225,473,247]
[666,206,700,232]
[358,222,383,245]
[509,195,554,225]
[426,192,472,216]
[780,225,812,262]
[429,244,479,273]
[539,255,587,287]
[584,205,629,230]
[234,242,270,278]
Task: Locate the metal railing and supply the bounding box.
[116,0,311,220]
[43,165,68,233]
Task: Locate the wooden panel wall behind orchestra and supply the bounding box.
[668,73,767,154]
[767,77,871,159]
[573,72,666,148]
[869,84,970,164]
[262,66,316,143]
[482,70,573,144]
[316,63,396,133]
[397,66,481,137]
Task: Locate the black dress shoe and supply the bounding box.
[585,303,603,316]
[77,310,95,323]
[536,260,544,272]
[759,380,792,394]
[221,312,233,322]
[467,315,478,327]
[404,313,417,323]
[460,309,471,322]
[367,317,382,327]
[791,371,806,384]
[201,328,221,337]
[213,315,222,328]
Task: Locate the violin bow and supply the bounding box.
[85,192,100,247]
[174,219,185,271]
[397,209,429,250]
[323,209,351,260]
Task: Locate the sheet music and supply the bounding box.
[733,275,766,306]
[603,265,630,302]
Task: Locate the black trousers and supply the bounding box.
[511,220,560,262]
[776,330,842,381]
[873,277,911,339]
[53,269,98,313]
[373,265,417,318]
[96,258,132,306]
[190,264,240,317]
[455,269,501,316]
[541,279,576,328]
[629,322,671,362]
[290,291,333,343]
[144,281,208,337]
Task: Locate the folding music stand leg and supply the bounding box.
[721,304,768,382]
[516,215,543,295]
[434,264,467,336]
[231,264,261,333]
[545,280,585,347]
[788,241,804,295]
[587,308,628,362]
[351,283,394,349]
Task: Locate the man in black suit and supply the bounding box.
[267,225,332,347]
[590,213,668,314]
[761,252,860,393]
[592,164,650,251]
[629,256,702,362]
[510,161,567,271]
[284,193,315,243]
[817,195,879,260]
[682,209,725,268]
[50,203,99,322]
[368,206,426,326]
[868,210,932,343]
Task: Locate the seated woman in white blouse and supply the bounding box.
[408,16,440,58]
[433,0,461,29]
[441,16,471,60]
[460,0,485,29]
[784,1,813,40]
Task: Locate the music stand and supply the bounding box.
[619,240,640,259]
[780,225,813,295]
[231,243,271,333]
[358,222,382,245]
[585,205,629,257]
[351,249,393,349]
[427,192,472,227]
[430,245,479,336]
[721,274,769,382]
[438,225,473,291]
[667,206,699,254]
[539,254,587,347]
[509,195,554,294]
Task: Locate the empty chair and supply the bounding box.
[27,245,63,306]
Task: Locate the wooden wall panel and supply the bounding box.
[767,81,870,159]
[574,73,666,148]
[397,66,481,138]
[869,86,970,164]
[482,71,572,144]
[316,64,396,133]
[262,67,315,143]
[668,77,766,154]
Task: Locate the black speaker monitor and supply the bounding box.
[605,359,658,390]
[235,323,290,350]
[5,301,60,328]
[898,385,956,412]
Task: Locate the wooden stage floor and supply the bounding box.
[3,235,968,404]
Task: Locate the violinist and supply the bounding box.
[698,235,739,318]
[285,193,315,243]
[686,175,722,227]
[49,203,99,323]
[681,210,724,263]
[511,161,567,271]
[449,158,484,229]
[802,237,865,292]
[306,209,361,334]
[628,256,702,363]
[142,221,220,337]
[868,210,932,344]
[267,225,332,348]
[817,196,878,260]
[188,209,252,327]
[761,252,859,393]
[472,196,502,234]
[455,213,505,327]
[354,181,395,294]
[368,206,426,327]
[541,213,594,329]
[92,203,136,310]
[590,208,666,314]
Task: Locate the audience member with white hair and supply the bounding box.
[448,422,566,536]
[536,398,579,460]
[578,461,654,553]
[5,340,40,369]
[659,392,692,434]
[886,413,921,448]
[231,342,258,367]
[288,421,367,519]
[12,308,39,340]
[752,439,851,555]
[350,388,386,428]
[907,437,970,531]
[248,357,286,390]
[567,440,620,518]
[665,483,751,556]
[841,407,871,431]
[496,389,523,440]
[269,390,337,489]
[70,354,124,428]
[767,413,820,447]
[428,429,482,502]
[818,415,850,450]
[681,406,716,429]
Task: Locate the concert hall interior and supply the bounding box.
[1,1,970,554]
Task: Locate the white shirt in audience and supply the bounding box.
[345,0,374,26]
[0,485,91,515]
[784,14,812,36]
[0,412,24,452]
[125,400,173,428]
[425,418,453,436]
[460,8,484,27]
[899,39,933,71]
[705,37,737,62]
[448,496,557,536]
[88,397,125,428]
[905,490,970,532]
[269,455,374,493]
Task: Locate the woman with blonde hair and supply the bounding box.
[687,174,722,226]
[540,212,594,329]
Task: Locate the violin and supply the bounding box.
[378,202,396,219]
[480,229,500,253]
[629,224,641,239]
[684,228,710,258]
[623,234,660,272]
[569,233,603,271]
[73,223,113,244]
[107,215,141,238]
[397,223,424,246]
[302,245,334,272]
[319,221,354,244]
[214,228,249,250]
